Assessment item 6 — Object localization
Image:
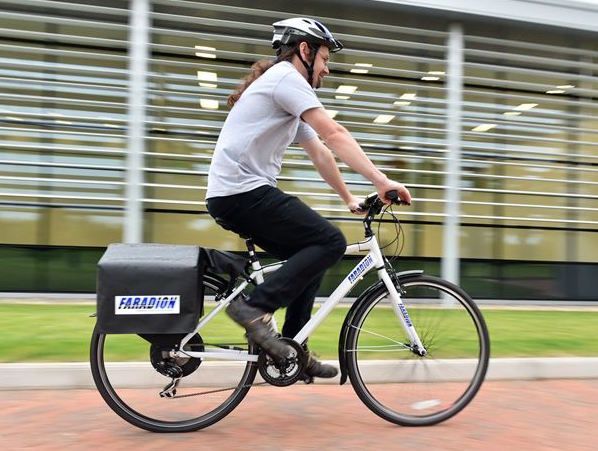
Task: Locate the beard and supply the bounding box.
[313,75,324,90]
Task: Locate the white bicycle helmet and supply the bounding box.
[272,18,343,53]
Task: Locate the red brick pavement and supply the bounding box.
[1,379,597,450]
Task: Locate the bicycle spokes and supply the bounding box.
[345,275,489,426]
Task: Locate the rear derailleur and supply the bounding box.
[149,334,204,398]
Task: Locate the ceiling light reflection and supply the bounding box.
[200,99,219,110]
[373,114,395,124]
[471,124,497,132]
[336,85,358,94]
[513,103,538,111]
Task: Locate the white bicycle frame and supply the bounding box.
[175,234,426,362]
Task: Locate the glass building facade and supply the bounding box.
[1,0,597,299]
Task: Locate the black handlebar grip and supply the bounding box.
[386,190,410,205]
[386,190,399,202]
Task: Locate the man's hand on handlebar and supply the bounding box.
[346,178,411,214]
[375,179,412,206]
[347,195,367,215]
[348,182,411,215]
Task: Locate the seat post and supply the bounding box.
[245,237,258,263]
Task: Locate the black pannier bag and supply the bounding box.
[96,243,204,334]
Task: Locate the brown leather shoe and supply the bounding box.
[226,298,292,363]
[304,349,338,378]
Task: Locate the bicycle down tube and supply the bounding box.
[293,234,426,353]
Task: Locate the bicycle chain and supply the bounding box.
[165,349,309,399]
[166,380,269,399]
[158,360,268,399]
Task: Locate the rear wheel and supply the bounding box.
[346,274,490,426]
[90,274,258,432]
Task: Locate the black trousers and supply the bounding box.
[206,185,346,338]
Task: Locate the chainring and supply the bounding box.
[150,333,204,378]
[258,338,306,387]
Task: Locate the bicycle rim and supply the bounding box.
[90,277,258,432]
[346,275,490,426]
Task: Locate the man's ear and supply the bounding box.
[299,41,311,60]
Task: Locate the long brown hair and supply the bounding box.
[227,47,296,108]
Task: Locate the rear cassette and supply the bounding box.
[150,333,204,378]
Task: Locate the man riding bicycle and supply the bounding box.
[206,17,411,379]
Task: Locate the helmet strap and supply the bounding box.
[295,43,319,87]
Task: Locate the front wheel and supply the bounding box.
[90,274,259,432]
[345,274,490,426]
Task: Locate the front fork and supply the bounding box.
[379,269,427,356]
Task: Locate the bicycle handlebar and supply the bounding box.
[358,190,408,212]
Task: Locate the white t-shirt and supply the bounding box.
[206,61,322,199]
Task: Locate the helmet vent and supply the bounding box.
[313,21,327,34]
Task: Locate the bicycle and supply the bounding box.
[90,191,490,432]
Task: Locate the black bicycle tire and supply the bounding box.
[90,273,259,433]
[345,274,490,426]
